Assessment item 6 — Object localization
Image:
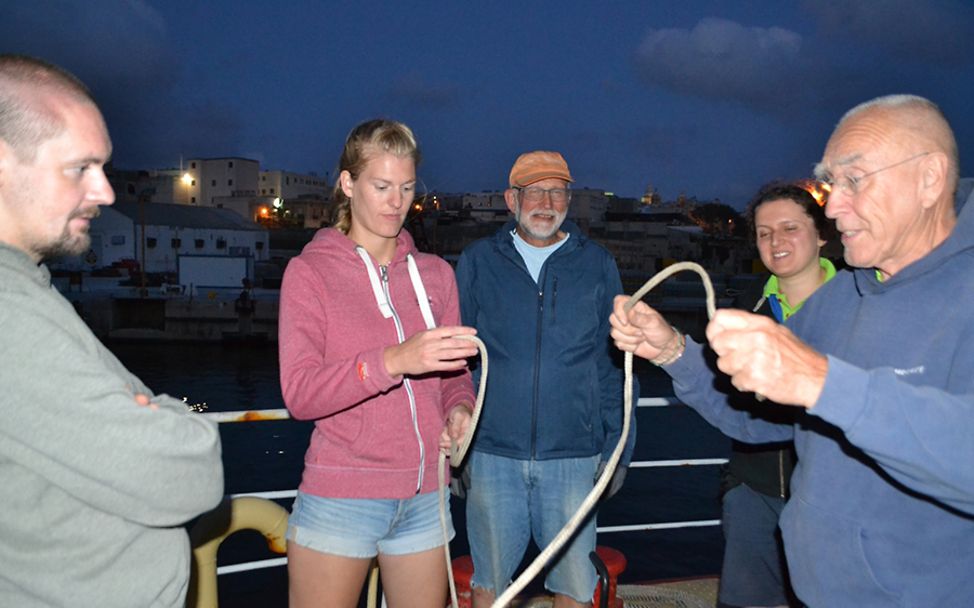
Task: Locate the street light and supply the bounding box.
[179,172,194,205]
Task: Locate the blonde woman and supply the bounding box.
[279,119,476,607]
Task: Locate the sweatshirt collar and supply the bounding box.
[0,241,51,287]
[762,258,836,321]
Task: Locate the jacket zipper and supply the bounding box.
[530,267,547,459]
[380,264,425,493]
[552,277,558,323]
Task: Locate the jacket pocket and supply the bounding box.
[780,496,902,606]
[310,403,372,461]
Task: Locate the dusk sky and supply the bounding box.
[4,1,974,207]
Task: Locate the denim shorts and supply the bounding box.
[719,483,791,606]
[287,490,454,558]
[465,451,599,603]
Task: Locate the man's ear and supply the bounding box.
[504,188,517,214]
[918,151,948,210]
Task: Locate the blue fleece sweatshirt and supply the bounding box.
[666,182,974,607]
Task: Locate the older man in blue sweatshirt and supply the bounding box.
[612,94,974,607]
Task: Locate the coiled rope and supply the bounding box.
[439,334,488,608]
[440,262,716,608]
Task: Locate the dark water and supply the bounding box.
[109,341,730,607]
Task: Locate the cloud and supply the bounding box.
[0,0,172,91]
[803,0,974,65]
[633,18,812,112]
[0,0,247,169]
[629,15,915,122]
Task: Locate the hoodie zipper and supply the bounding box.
[380,264,426,493]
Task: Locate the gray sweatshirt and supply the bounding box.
[0,243,224,607]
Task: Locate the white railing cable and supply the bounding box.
[201,399,676,424]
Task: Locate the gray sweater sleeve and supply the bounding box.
[1,290,224,527]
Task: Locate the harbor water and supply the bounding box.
[109,340,731,606]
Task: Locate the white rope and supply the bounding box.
[493,261,716,607]
[440,334,489,608]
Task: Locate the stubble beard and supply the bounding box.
[34,207,100,261]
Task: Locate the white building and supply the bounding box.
[55,201,269,273]
[259,170,329,199]
[181,158,260,206]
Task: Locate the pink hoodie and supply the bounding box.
[279,228,474,499]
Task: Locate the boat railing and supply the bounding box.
[200,396,727,577]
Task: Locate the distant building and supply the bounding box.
[181,157,260,206]
[258,170,329,199]
[107,167,182,205]
[54,201,269,273]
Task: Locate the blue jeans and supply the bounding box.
[465,451,599,603]
[719,483,790,606]
[287,490,452,558]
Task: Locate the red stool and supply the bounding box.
[451,555,474,608]
[592,546,627,608]
[450,546,627,608]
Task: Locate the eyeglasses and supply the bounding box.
[515,186,571,204]
[818,151,930,197]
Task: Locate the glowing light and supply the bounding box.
[259,206,269,217]
[181,173,193,185]
[799,179,829,207]
[273,197,283,209]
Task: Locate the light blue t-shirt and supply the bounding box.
[511,229,570,283]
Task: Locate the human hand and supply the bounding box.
[383,326,478,377]
[134,393,158,411]
[610,295,680,362]
[706,309,828,408]
[439,404,473,455]
[595,460,627,500]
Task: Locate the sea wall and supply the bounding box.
[69,292,279,342]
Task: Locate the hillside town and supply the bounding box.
[54,156,799,342]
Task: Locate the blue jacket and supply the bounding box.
[456,220,634,465]
[668,182,974,607]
